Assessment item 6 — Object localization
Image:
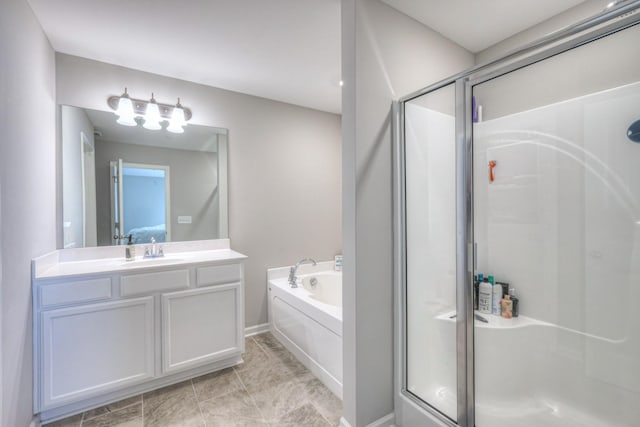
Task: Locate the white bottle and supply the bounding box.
[492,282,503,315]
[479,279,492,314]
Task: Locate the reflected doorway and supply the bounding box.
[110,159,171,245]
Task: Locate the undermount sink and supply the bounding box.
[120,255,184,267]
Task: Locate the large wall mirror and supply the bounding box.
[61,105,228,248]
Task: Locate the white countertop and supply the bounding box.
[33,239,247,280]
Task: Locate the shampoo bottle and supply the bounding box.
[492,278,502,315]
[479,278,492,314]
[497,281,509,298]
[509,288,519,317]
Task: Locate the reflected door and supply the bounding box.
[110,159,171,245]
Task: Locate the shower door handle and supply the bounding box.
[473,242,477,271]
[467,242,477,273]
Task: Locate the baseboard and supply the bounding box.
[30,416,41,427]
[244,323,270,337]
[340,413,395,427]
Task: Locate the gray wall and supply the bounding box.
[56,53,342,328]
[341,1,474,425]
[0,0,57,425]
[93,139,219,245]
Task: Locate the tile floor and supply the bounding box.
[44,332,342,427]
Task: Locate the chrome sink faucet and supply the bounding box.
[288,258,317,288]
[144,237,164,259]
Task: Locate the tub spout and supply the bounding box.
[288,258,317,288]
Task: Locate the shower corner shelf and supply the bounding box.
[438,310,547,330]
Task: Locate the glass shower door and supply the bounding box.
[404,83,458,421]
[472,22,640,427]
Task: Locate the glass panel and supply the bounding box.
[472,23,640,427]
[405,83,457,421]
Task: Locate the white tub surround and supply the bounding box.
[267,261,342,398]
[32,239,246,423]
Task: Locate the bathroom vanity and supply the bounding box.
[32,239,246,423]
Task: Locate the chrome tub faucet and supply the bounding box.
[288,258,317,288]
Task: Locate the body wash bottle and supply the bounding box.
[490,276,502,315]
[501,294,513,318]
[479,277,492,314]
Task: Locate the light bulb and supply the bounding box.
[167,98,186,133]
[115,89,136,126]
[143,94,162,130]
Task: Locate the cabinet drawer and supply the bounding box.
[121,269,189,296]
[196,264,241,287]
[40,277,112,308]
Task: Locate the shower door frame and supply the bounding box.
[393,3,640,427]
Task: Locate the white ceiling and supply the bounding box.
[28,0,342,113]
[381,0,590,53]
[28,0,592,115]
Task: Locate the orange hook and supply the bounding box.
[489,160,497,183]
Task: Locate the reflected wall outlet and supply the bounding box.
[177,216,192,224]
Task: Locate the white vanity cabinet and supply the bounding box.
[32,244,246,423]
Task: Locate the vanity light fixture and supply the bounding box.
[108,89,193,132]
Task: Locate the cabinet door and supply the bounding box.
[41,297,154,409]
[162,283,242,373]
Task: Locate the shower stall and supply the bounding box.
[394,3,640,427]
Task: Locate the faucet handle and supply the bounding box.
[150,237,156,244]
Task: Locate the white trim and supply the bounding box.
[244,323,270,337]
[340,413,395,427]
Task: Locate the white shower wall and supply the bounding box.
[473,81,640,425]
